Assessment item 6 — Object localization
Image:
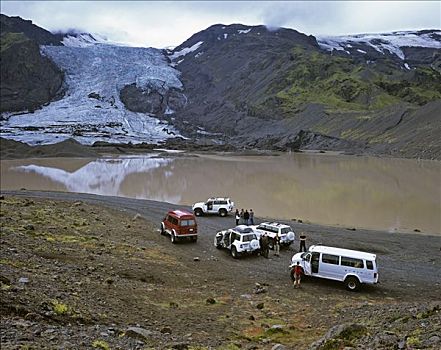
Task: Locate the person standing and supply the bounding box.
[249,209,254,225]
[262,233,269,258]
[244,209,250,225]
[235,209,240,226]
[274,233,281,257]
[293,262,303,288]
[299,232,307,252]
[239,209,244,225]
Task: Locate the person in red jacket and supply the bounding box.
[293,262,303,289]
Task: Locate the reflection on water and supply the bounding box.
[1,153,440,235]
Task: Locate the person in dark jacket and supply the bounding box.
[244,210,250,225]
[274,233,281,257]
[249,209,254,225]
[261,233,269,258]
[235,209,240,226]
[299,232,307,252]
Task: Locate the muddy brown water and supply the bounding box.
[1,152,440,235]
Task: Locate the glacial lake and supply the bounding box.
[1,152,440,235]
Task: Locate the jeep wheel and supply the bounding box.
[194,208,203,217]
[219,209,227,217]
[171,233,177,244]
[231,247,239,259]
[345,276,360,291]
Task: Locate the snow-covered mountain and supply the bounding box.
[1,31,184,145]
[316,30,441,64]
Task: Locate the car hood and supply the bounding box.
[290,252,304,265]
[192,202,205,209]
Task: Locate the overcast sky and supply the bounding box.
[1,1,440,47]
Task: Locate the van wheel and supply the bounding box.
[171,233,177,244]
[231,247,239,259]
[345,276,360,291]
[194,208,203,217]
[219,209,227,217]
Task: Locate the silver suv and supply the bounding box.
[192,197,234,217]
[251,222,296,248]
[214,225,260,258]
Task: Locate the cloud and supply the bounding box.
[1,1,439,47]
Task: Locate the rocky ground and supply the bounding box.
[1,191,440,349]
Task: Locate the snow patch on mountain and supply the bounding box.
[317,31,441,60]
[169,41,203,60]
[1,43,183,145]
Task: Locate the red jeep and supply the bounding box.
[160,210,198,243]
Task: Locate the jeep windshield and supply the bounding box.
[242,234,257,242]
[180,219,196,226]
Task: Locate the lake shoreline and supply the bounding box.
[1,191,440,349]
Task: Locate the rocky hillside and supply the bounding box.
[0,15,64,113]
[170,25,441,159]
[1,16,440,158]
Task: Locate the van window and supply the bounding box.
[322,254,339,265]
[281,227,291,234]
[341,256,364,268]
[366,260,374,270]
[180,219,195,227]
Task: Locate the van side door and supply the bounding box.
[320,254,341,280]
[311,252,320,274]
[303,253,312,275]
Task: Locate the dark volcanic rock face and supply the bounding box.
[0,15,64,113]
[0,34,64,113]
[120,83,186,115]
[0,14,62,46]
[170,24,441,158]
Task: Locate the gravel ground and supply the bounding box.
[1,190,440,349]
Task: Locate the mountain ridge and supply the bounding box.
[1,15,440,159]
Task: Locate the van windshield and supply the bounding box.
[180,219,196,226]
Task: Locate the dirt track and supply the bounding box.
[1,190,440,349]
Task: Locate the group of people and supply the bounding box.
[235,208,254,226]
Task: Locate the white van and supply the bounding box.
[289,245,379,291]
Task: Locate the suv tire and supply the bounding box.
[171,232,177,244]
[219,209,227,217]
[231,247,239,259]
[160,223,165,235]
[345,276,360,291]
[194,208,203,217]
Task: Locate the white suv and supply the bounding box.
[251,222,295,248]
[214,225,260,258]
[192,197,234,217]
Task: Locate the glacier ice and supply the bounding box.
[1,41,184,145]
[317,31,441,60]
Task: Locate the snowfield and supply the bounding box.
[317,30,441,60]
[1,37,184,145]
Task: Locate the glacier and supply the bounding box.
[1,37,184,145]
[317,30,441,60]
